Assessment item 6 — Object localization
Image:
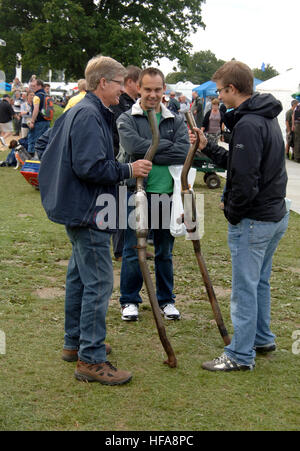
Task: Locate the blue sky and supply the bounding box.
[156,0,300,76]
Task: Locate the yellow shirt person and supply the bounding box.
[63,79,87,112]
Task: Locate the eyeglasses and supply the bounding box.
[109,79,124,87]
[216,86,230,95]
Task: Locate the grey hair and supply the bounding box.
[85,55,127,91]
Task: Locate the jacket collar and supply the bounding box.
[131,98,174,119]
[85,91,113,120]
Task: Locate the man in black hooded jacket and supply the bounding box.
[193,61,289,372]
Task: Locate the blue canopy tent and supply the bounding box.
[192,78,263,107]
[0,81,12,92]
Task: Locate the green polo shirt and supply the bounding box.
[144,111,174,194]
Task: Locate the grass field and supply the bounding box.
[0,151,299,431]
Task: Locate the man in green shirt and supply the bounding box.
[116,67,190,321]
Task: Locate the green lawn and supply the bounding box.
[0,159,299,431]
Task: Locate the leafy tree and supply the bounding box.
[166,50,226,85]
[165,71,186,84]
[253,64,279,81]
[0,0,206,81]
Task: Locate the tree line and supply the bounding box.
[0,0,278,84]
[166,52,279,85]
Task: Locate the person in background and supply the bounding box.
[11,77,23,93]
[191,90,204,127]
[27,79,50,155]
[285,99,298,159]
[44,83,51,95]
[20,91,34,139]
[168,91,180,114]
[0,139,18,167]
[28,75,37,90]
[178,94,190,119]
[0,95,16,147]
[63,79,87,112]
[292,100,300,163]
[201,98,224,145]
[12,90,23,136]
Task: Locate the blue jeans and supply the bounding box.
[27,121,50,155]
[64,226,113,364]
[119,193,175,306]
[225,212,289,365]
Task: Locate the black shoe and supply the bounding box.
[254,343,276,354]
[202,352,255,372]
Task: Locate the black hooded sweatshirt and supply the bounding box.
[202,92,287,225]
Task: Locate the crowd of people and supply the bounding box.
[0,58,291,384]
[0,75,82,156]
[0,76,50,155]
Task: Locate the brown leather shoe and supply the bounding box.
[62,343,112,362]
[75,360,132,385]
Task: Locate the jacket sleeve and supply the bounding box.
[70,110,130,184]
[117,113,190,165]
[34,127,53,160]
[225,120,263,225]
[201,141,228,169]
[154,115,190,165]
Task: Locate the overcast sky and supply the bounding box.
[156,0,300,77]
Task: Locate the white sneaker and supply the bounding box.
[0,137,7,147]
[160,303,181,320]
[121,304,139,321]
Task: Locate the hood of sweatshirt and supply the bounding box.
[223,92,283,131]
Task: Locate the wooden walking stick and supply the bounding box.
[181,111,231,346]
[135,108,177,367]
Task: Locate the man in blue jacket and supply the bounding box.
[191,61,289,372]
[38,56,152,386]
[116,67,190,322]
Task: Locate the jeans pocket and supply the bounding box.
[249,220,274,249]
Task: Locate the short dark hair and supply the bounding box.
[125,66,141,83]
[9,139,18,149]
[138,67,165,87]
[212,61,254,96]
[36,79,44,88]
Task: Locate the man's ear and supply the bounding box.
[228,84,236,94]
[99,77,105,87]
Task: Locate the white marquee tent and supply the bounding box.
[256,68,300,140]
[166,81,198,102]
